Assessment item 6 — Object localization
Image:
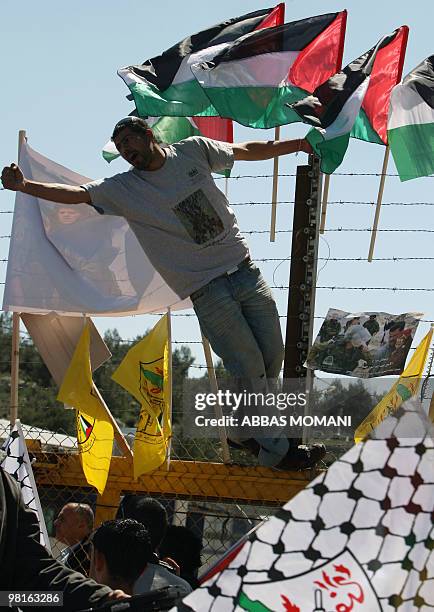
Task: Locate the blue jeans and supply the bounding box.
[191,261,288,466]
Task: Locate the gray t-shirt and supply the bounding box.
[83,137,249,299]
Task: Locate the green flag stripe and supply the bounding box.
[351,107,384,145]
[307,128,350,174]
[192,85,307,129]
[238,591,274,612]
[129,80,218,118]
[388,122,434,181]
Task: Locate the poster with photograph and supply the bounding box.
[306,309,422,377]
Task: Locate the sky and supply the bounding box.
[1,1,433,376]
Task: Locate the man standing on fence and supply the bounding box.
[1,117,325,470]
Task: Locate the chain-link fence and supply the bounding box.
[0,417,315,578]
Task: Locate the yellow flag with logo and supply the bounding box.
[111,314,171,478]
[355,328,433,443]
[57,322,114,494]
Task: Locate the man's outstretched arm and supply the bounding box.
[232,138,312,161]
[1,163,91,204]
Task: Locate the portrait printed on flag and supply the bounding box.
[306,309,422,377]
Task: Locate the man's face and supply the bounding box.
[54,504,89,545]
[58,208,81,224]
[113,126,153,170]
[389,328,402,347]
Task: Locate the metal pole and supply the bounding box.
[283,155,322,444]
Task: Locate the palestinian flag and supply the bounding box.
[351,26,408,146]
[102,116,233,177]
[191,11,347,129]
[118,5,285,119]
[290,28,407,174]
[388,55,434,181]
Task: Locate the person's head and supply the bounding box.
[118,496,168,552]
[111,117,157,170]
[369,314,377,320]
[388,321,406,346]
[89,519,152,594]
[159,526,203,578]
[54,503,94,546]
[57,207,82,225]
[348,317,360,326]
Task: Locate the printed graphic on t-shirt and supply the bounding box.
[174,189,224,245]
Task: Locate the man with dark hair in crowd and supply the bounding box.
[89,519,152,596]
[119,495,192,597]
[55,502,94,575]
[1,118,325,471]
[160,525,203,589]
[0,467,126,610]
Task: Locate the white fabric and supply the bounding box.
[388,81,434,130]
[192,50,299,89]
[320,77,371,140]
[3,142,190,316]
[1,421,51,550]
[172,402,434,611]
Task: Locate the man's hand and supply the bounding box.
[106,590,130,601]
[1,164,25,191]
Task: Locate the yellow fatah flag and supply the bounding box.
[57,322,114,494]
[355,328,433,443]
[111,314,171,478]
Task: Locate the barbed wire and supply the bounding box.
[2,200,434,213]
[213,172,434,180]
[3,256,434,265]
[272,285,434,292]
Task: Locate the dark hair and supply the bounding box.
[119,496,168,551]
[389,321,406,333]
[159,525,203,574]
[92,519,152,584]
[111,116,150,141]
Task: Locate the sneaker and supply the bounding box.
[274,443,326,471]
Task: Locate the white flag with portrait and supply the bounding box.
[2,141,189,316]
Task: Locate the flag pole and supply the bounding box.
[201,334,231,463]
[166,307,173,471]
[368,145,390,261]
[15,419,52,552]
[319,174,330,234]
[269,126,280,242]
[93,384,132,459]
[82,316,132,460]
[224,177,229,199]
[10,130,26,428]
